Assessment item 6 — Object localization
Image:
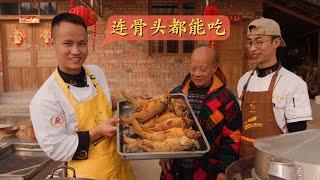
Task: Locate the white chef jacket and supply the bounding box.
[237,67,312,133]
[29,65,112,161]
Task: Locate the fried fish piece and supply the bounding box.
[144,117,193,131]
[142,112,178,129]
[124,136,198,152]
[121,91,149,111]
[122,95,169,124]
[131,119,201,141]
[171,98,189,117]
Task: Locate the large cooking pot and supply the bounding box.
[47,166,93,180]
[226,129,320,180]
[225,156,255,179]
[253,129,320,180]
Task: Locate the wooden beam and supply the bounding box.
[148,0,152,56]
[303,28,320,37]
[178,0,183,56]
[312,13,320,18]
[93,0,103,17]
[0,25,3,94]
[318,31,320,68]
[263,0,320,27]
[96,0,102,17]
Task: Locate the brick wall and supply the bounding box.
[215,0,263,16]
[58,0,262,103]
[59,0,189,102]
[0,34,3,94]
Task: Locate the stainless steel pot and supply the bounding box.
[49,177,92,180]
[266,157,297,179]
[253,129,320,180]
[225,156,255,180]
[47,166,93,180]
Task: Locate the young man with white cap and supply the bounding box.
[237,18,312,158]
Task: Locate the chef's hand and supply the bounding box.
[98,117,118,137]
[89,117,118,143]
[216,173,227,180]
[159,158,171,174]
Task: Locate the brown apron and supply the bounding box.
[239,66,283,158]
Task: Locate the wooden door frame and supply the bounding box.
[31,22,38,90]
[242,19,250,72]
[0,20,3,94]
[0,19,40,92]
[33,20,55,87]
[0,19,12,93]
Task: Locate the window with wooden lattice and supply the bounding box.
[0,1,57,16]
[149,0,195,55]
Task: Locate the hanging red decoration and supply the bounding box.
[208,40,218,51]
[203,5,221,15]
[70,0,75,9]
[203,4,221,50]
[69,6,98,50]
[10,28,26,47]
[69,6,97,27]
[40,26,52,46]
[228,15,243,22]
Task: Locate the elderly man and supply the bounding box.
[29,13,134,180]
[160,46,242,180]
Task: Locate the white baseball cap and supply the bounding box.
[247,17,286,47]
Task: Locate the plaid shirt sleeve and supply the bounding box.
[215,98,241,173]
[197,89,242,178]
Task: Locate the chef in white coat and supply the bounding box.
[237,18,312,158]
[29,13,134,180]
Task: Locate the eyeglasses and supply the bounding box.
[244,39,272,49]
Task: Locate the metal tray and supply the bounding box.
[0,143,51,180]
[117,93,210,160]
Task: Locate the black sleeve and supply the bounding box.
[287,121,307,133]
[72,131,90,160]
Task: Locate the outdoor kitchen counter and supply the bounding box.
[0,136,63,179]
[31,161,62,179]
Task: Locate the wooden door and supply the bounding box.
[34,21,56,87]
[1,20,56,92]
[218,21,248,94]
[1,21,37,92]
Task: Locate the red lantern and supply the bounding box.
[70,0,75,9]
[69,6,97,27]
[203,5,221,15]
[204,5,221,50]
[208,40,218,50]
[69,6,98,50]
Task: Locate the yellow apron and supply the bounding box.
[54,67,134,180]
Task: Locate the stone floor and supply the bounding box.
[131,160,161,180]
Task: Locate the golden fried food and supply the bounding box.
[144,117,193,131]
[121,91,149,111]
[131,119,201,141]
[124,136,198,152]
[171,98,188,117]
[120,94,203,153]
[122,95,169,124]
[142,112,178,129]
